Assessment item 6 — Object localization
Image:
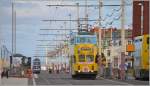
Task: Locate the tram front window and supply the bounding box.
[79,55,85,62]
[86,55,94,62]
[33,62,40,65]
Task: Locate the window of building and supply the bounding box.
[119,40,121,46]
[128,40,132,44]
[128,52,132,56]
[107,50,111,56]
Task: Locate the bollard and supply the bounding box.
[27,69,32,79]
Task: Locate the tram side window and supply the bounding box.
[134,40,137,43]
[147,37,149,44]
[33,62,40,65]
[79,55,85,62]
[86,55,94,62]
[73,55,76,63]
[87,38,91,43]
[140,39,142,42]
[80,37,86,43]
[71,38,74,45]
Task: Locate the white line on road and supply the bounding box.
[34,74,38,78]
[33,77,36,86]
[33,74,37,86]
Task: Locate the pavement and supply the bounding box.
[0,77,28,86]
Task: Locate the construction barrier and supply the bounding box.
[127,68,135,80]
[27,69,32,78]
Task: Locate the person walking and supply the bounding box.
[1,69,5,78]
[0,69,1,84]
[21,70,25,77]
[119,63,126,80]
[6,69,9,78]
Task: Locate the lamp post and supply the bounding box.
[138,2,144,77]
[98,0,103,55]
[98,0,103,77]
[120,0,126,80]
[138,2,144,36]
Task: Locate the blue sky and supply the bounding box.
[0,0,132,64]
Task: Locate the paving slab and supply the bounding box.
[0,77,28,86]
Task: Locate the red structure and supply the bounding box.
[132,1,149,38]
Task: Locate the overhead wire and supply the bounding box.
[38,0,132,57]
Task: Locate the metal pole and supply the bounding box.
[42,19,104,22]
[11,2,15,68]
[46,4,126,7]
[76,3,80,32]
[69,14,72,39]
[121,0,125,53]
[14,11,16,54]
[99,0,102,55]
[140,3,143,36]
[0,5,2,75]
[120,0,125,80]
[98,0,103,77]
[45,47,48,68]
[85,0,88,30]
[64,22,67,41]
[138,2,144,74]
[12,2,14,56]
[64,21,67,65]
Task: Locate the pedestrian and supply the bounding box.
[119,64,126,80]
[125,63,128,80]
[1,70,4,78]
[21,70,25,77]
[1,68,5,78]
[6,69,9,78]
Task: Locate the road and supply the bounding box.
[28,71,149,85]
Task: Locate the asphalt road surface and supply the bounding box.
[28,71,149,85]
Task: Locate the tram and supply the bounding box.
[70,32,99,79]
[133,34,149,80]
[32,58,41,74]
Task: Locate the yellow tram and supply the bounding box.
[133,34,149,80]
[70,32,99,79]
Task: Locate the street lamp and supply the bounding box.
[138,2,144,35]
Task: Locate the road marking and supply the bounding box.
[33,74,37,86]
[32,77,36,86]
[34,74,38,78]
[105,79,133,85]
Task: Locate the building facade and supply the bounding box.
[102,28,132,68]
[133,1,149,38]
